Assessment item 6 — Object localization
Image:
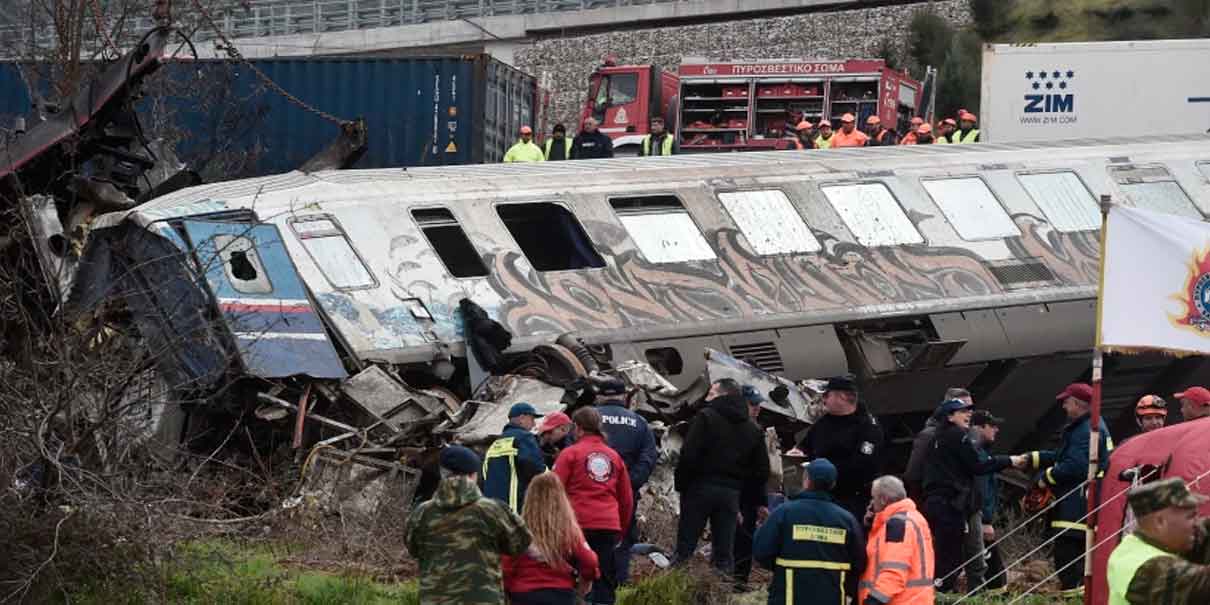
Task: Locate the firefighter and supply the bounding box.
[570,117,614,159]
[814,120,835,149]
[544,123,572,161]
[482,403,547,513]
[640,117,674,156]
[953,111,981,143]
[899,117,924,145]
[858,476,936,605]
[832,113,869,148]
[1134,395,1169,434]
[1174,386,1210,421]
[503,126,544,163]
[914,123,936,145]
[1020,383,1114,595]
[752,458,866,605]
[936,118,957,144]
[865,116,898,146]
[793,120,815,150]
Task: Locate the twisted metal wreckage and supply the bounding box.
[1,30,820,513]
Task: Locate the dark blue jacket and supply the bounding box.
[975,441,997,522]
[1027,413,1113,531]
[753,490,866,605]
[481,423,546,513]
[596,401,659,491]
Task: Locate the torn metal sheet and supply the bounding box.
[341,366,447,431]
[704,348,820,424]
[298,450,421,519]
[614,360,678,395]
[21,195,78,303]
[472,374,569,410]
[448,394,566,446]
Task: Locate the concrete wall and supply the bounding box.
[515,0,972,132]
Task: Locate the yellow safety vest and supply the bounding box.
[953,128,980,144]
[544,137,572,160]
[1107,533,1171,605]
[483,437,521,512]
[815,135,833,149]
[503,141,544,163]
[641,133,674,156]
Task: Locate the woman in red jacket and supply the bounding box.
[553,407,634,605]
[503,471,600,605]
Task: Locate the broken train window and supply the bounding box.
[610,195,716,263]
[716,189,821,255]
[496,202,606,271]
[819,182,923,247]
[1016,171,1099,232]
[1109,165,1201,219]
[920,177,1019,240]
[412,207,489,278]
[213,234,273,294]
[289,215,378,290]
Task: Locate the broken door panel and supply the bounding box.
[182,220,346,379]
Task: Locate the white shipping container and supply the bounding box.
[980,39,1210,142]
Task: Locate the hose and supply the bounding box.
[556,332,599,373]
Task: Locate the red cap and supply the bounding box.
[538,411,572,433]
[1175,386,1210,407]
[866,115,881,125]
[840,113,856,123]
[520,125,533,134]
[1056,383,1093,403]
[818,120,832,128]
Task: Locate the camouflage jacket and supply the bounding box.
[1127,518,1210,604]
[404,475,531,605]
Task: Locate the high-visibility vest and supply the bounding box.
[815,135,833,150]
[544,137,572,160]
[483,436,522,512]
[641,133,674,156]
[936,134,950,144]
[954,128,980,144]
[1107,533,1171,605]
[859,500,935,605]
[503,140,544,163]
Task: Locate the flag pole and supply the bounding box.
[1085,195,1112,604]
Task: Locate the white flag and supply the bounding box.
[1100,205,1210,354]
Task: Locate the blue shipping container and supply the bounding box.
[0,55,537,175]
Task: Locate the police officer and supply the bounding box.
[405,445,532,605]
[1107,477,1210,604]
[640,117,674,156]
[590,375,658,586]
[791,376,884,522]
[482,403,546,513]
[1020,383,1114,595]
[753,458,866,605]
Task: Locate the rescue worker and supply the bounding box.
[735,385,773,590]
[814,120,835,149]
[1107,477,1210,605]
[922,398,1020,593]
[570,117,614,159]
[537,411,574,468]
[640,117,674,156]
[752,458,866,605]
[865,116,898,146]
[914,123,935,145]
[482,403,547,514]
[1134,395,1169,434]
[832,113,869,148]
[793,120,815,150]
[858,476,935,605]
[899,117,924,145]
[1019,382,1114,595]
[905,387,973,502]
[405,445,532,605]
[503,126,544,163]
[970,410,1008,592]
[589,375,658,587]
[675,378,770,576]
[1174,386,1210,421]
[789,376,884,522]
[554,407,633,605]
[544,123,572,161]
[953,111,981,143]
[936,118,957,144]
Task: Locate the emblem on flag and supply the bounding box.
[1171,248,1210,333]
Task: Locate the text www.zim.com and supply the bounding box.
[1021,115,1078,124]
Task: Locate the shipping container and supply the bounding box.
[980,39,1210,143]
[0,55,538,175]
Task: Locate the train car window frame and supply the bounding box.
[288,214,379,291]
[920,176,1020,241]
[1198,161,1210,181]
[409,206,490,279]
[715,188,822,255]
[1015,170,1100,233]
[494,201,606,272]
[1109,164,1202,219]
[609,194,717,263]
[818,181,924,247]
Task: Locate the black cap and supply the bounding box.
[971,410,1004,427]
[553,123,566,133]
[439,445,481,474]
[825,376,857,393]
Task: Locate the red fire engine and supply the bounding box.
[582,58,923,154]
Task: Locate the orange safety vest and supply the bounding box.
[899,132,917,146]
[831,128,869,148]
[859,499,935,605]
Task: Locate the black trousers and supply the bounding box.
[733,501,758,585]
[985,542,1006,590]
[614,491,640,585]
[584,529,620,604]
[674,483,740,574]
[508,588,577,605]
[925,495,968,593]
[1054,532,1086,589]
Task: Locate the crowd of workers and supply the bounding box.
[404,373,1210,605]
[502,110,981,162]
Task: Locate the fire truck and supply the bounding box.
[583,58,924,154]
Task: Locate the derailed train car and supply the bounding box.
[67,135,1210,452]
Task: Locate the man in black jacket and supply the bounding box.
[923,398,1024,593]
[674,378,770,575]
[791,376,884,522]
[570,118,615,159]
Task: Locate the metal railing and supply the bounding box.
[0,0,689,52]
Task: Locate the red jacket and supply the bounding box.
[502,535,600,593]
[553,434,634,532]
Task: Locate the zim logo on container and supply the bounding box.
[1170,247,1210,333]
[1023,69,1075,113]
